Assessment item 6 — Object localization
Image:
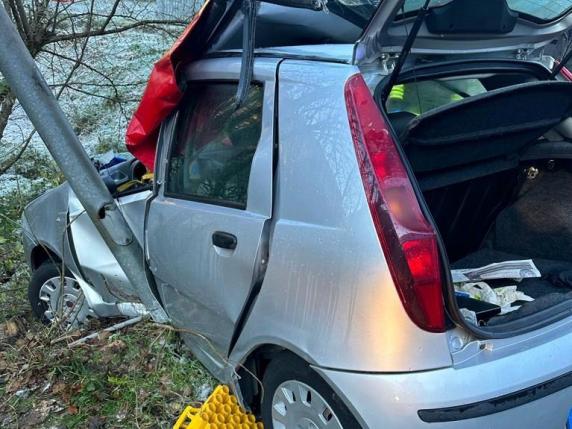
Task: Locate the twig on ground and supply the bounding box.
[67,314,148,348]
[50,330,83,345]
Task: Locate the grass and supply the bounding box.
[0,318,216,428]
[0,154,216,429]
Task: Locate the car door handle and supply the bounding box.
[212,231,237,250]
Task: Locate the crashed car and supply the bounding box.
[21,0,572,427]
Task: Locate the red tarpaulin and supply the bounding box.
[125,1,214,171]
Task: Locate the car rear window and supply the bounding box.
[386,78,486,115]
[401,0,572,22]
[334,0,381,21]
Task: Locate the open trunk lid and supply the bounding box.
[354,0,572,65]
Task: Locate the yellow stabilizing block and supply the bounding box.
[173,385,264,429]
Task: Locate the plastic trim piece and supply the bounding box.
[418,369,572,422]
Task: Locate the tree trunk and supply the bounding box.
[0,90,16,142]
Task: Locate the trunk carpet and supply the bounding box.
[452,168,572,299]
[489,169,572,261]
[452,170,572,323]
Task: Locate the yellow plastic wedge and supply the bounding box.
[174,385,264,429]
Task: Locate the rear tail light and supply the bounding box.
[345,74,445,333]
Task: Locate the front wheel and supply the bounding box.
[28,261,94,329]
[261,354,361,429]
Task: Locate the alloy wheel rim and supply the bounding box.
[39,275,93,328]
[271,380,343,429]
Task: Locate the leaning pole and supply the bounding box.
[0,4,168,322]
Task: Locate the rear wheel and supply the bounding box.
[28,262,93,329]
[261,354,361,429]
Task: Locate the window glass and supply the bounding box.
[386,78,486,115]
[333,0,381,21]
[166,83,264,209]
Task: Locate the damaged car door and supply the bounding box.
[146,58,276,375]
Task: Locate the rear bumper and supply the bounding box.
[315,322,572,428]
[418,370,572,424]
[317,367,572,429]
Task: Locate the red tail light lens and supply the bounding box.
[561,66,572,81]
[345,74,445,333]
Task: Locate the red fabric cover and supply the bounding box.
[125,1,212,170]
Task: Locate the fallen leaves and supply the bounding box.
[101,339,126,354]
[0,319,20,339]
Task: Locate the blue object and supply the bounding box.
[103,156,127,169]
[567,408,572,429]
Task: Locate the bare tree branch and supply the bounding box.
[1,0,188,176]
[1,0,95,174]
[47,18,186,44]
[99,0,121,32]
[6,0,27,42]
[0,130,33,176]
[12,0,32,42]
[0,93,16,142]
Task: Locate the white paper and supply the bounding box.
[451,259,540,283]
[456,282,534,314]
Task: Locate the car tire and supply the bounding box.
[261,353,362,428]
[28,261,66,323]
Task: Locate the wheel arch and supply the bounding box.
[30,244,62,271]
[235,343,323,415]
[237,344,364,427]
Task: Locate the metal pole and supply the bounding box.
[0,5,168,322]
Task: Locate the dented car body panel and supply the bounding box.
[22,183,78,273]
[22,184,149,315]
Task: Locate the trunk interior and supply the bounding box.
[431,163,572,327]
[383,66,572,330]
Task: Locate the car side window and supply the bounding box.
[166,83,264,209]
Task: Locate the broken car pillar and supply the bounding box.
[0,5,168,322]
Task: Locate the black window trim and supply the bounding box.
[163,79,265,211]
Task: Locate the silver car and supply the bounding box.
[21,0,572,427]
